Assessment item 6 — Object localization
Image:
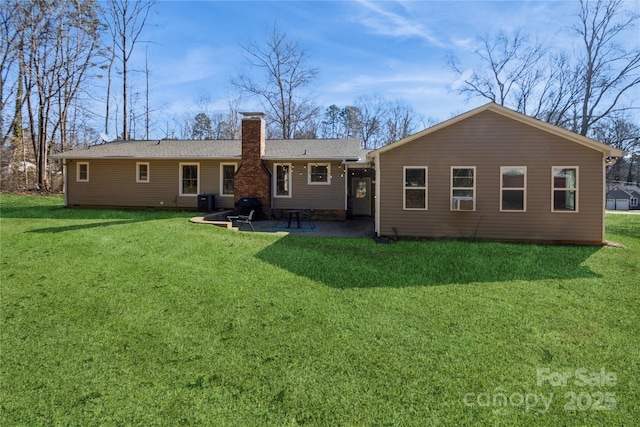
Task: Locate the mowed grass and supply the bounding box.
[1,193,638,426]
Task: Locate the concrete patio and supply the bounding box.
[190,216,375,238]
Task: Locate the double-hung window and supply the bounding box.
[179,163,199,196]
[308,163,330,185]
[274,163,292,197]
[403,167,427,210]
[451,167,475,210]
[77,162,89,182]
[220,163,237,196]
[552,167,578,212]
[500,167,526,211]
[136,162,150,183]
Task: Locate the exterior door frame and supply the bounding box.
[347,166,374,217]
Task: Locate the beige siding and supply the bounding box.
[269,160,347,210]
[65,159,238,209]
[378,110,605,244]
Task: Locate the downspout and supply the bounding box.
[262,161,272,216]
[601,154,606,244]
[63,159,68,206]
[374,152,381,236]
[344,162,348,213]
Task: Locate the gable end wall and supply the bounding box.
[377,110,605,244]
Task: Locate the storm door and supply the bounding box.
[352,177,371,216]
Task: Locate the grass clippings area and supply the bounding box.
[1,194,639,426]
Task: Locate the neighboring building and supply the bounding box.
[624,185,640,210]
[369,103,626,245]
[606,184,640,211]
[51,113,373,219]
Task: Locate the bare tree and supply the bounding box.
[319,104,361,140]
[209,96,242,140]
[54,2,103,153]
[14,0,102,189]
[528,52,582,129]
[320,105,343,139]
[340,106,362,140]
[384,99,424,145]
[319,95,423,148]
[592,114,640,183]
[0,3,20,144]
[232,24,319,139]
[179,92,242,140]
[103,0,154,140]
[448,30,547,111]
[293,115,319,139]
[354,94,388,149]
[448,1,640,138]
[572,0,640,136]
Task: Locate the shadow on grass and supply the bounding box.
[1,195,193,222]
[255,236,602,288]
[2,195,195,234]
[606,216,640,239]
[27,219,144,233]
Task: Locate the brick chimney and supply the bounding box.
[233,112,271,216]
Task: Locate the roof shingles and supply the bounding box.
[51,138,363,160]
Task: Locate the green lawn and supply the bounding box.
[1,194,638,426]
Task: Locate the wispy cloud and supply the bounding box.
[326,69,451,95]
[153,46,222,86]
[353,0,446,47]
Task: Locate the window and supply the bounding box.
[451,167,475,210]
[220,163,237,196]
[77,162,89,182]
[308,163,330,185]
[179,163,199,196]
[136,162,150,183]
[404,167,427,210]
[631,197,639,208]
[274,163,292,197]
[552,167,578,212]
[501,167,526,211]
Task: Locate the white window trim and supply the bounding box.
[274,163,292,198]
[307,163,331,185]
[551,166,579,213]
[136,162,150,183]
[179,162,200,196]
[403,166,428,210]
[630,197,638,207]
[76,162,89,182]
[220,162,237,197]
[451,166,476,211]
[500,166,527,212]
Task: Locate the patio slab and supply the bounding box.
[191,216,374,238]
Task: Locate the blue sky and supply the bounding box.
[124,0,639,135]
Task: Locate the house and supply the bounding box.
[623,185,640,210]
[50,113,372,220]
[52,104,625,244]
[369,103,626,245]
[606,184,640,211]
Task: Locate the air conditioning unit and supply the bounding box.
[452,197,474,211]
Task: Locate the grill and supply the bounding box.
[234,197,263,220]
